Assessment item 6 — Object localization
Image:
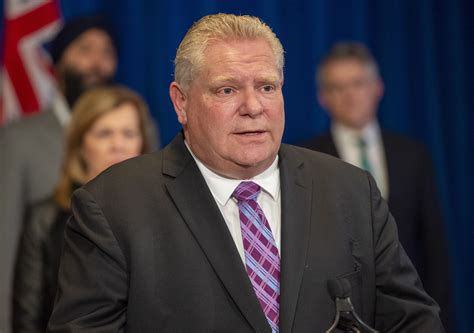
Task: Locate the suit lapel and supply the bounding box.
[381,132,398,203]
[278,145,313,333]
[327,133,341,158]
[163,134,271,333]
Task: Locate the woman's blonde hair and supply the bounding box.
[174,13,285,91]
[53,85,152,210]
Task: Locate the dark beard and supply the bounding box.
[62,69,114,109]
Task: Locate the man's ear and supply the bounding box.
[317,89,329,110]
[169,82,188,125]
[374,78,385,102]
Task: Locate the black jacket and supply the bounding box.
[299,130,453,331]
[47,134,443,332]
[13,198,69,332]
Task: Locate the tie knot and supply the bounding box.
[357,136,368,149]
[233,181,261,202]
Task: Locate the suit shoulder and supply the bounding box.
[281,143,366,177]
[281,144,372,202]
[383,131,427,149]
[382,131,431,158]
[0,111,59,151]
[84,152,163,193]
[297,132,332,150]
[2,111,57,134]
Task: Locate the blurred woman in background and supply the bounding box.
[12,85,153,332]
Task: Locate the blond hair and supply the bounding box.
[54,85,152,210]
[316,42,380,88]
[174,13,285,90]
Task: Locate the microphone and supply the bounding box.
[325,278,379,333]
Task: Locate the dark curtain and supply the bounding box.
[3,0,473,331]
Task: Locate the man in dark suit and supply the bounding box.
[300,42,452,330]
[48,14,443,332]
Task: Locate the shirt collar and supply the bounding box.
[331,120,381,146]
[185,141,280,206]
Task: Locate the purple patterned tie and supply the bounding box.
[233,181,280,333]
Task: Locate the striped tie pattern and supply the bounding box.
[233,181,280,333]
[357,136,373,175]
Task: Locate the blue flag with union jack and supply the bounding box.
[0,0,62,125]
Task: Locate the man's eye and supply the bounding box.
[261,85,275,93]
[218,87,234,95]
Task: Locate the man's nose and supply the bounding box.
[90,50,115,73]
[241,89,264,117]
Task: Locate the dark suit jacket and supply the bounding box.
[300,131,452,330]
[48,133,443,332]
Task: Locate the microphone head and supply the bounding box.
[327,278,351,299]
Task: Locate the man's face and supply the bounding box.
[170,38,285,179]
[56,28,117,106]
[318,59,383,129]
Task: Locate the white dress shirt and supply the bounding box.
[185,143,281,264]
[331,121,389,199]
